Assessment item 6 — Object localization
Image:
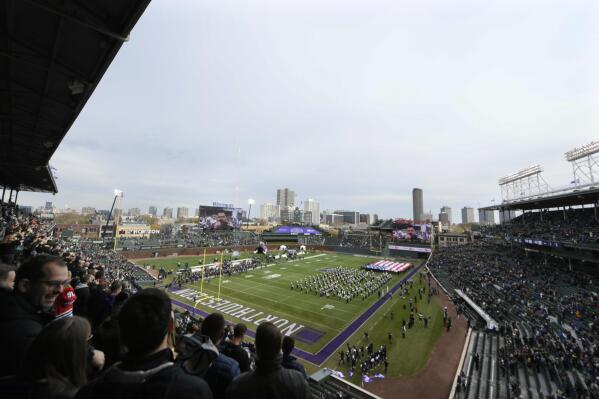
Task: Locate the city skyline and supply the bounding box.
[13,0,599,219]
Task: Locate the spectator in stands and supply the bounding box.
[0,254,69,376]
[281,336,307,379]
[0,261,16,293]
[54,270,77,319]
[15,316,93,399]
[226,322,310,399]
[75,288,213,399]
[106,281,122,309]
[200,313,240,399]
[221,323,251,373]
[73,274,92,318]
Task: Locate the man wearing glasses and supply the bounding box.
[0,254,69,377]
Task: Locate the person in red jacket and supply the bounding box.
[55,271,77,319]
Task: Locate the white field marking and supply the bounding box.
[222,280,231,284]
[264,270,271,274]
[221,276,368,313]
[321,304,335,310]
[264,274,281,280]
[185,288,360,331]
[245,275,254,278]
[187,286,345,330]
[214,281,351,325]
[302,253,327,260]
[280,267,287,270]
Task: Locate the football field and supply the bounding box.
[138,251,443,377]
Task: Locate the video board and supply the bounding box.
[392,223,431,243]
[198,205,243,230]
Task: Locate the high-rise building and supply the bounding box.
[149,206,157,217]
[461,207,475,224]
[163,207,173,218]
[276,188,295,208]
[303,199,320,225]
[325,214,344,225]
[373,214,379,223]
[194,208,199,217]
[177,207,189,219]
[440,206,452,225]
[303,211,313,225]
[412,188,424,222]
[478,209,495,225]
[128,208,141,217]
[45,201,53,211]
[260,203,280,221]
[438,211,450,225]
[499,210,517,224]
[335,210,360,225]
[280,208,303,224]
[81,207,96,215]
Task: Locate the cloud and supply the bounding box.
[17,0,599,220]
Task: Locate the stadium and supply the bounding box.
[1,1,598,399]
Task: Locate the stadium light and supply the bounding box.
[248,198,255,205]
[498,165,543,185]
[565,140,599,161]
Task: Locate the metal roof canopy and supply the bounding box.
[480,186,599,211]
[0,0,150,193]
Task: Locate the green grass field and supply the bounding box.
[137,251,442,379]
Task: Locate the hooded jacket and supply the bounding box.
[0,291,54,377]
[226,355,310,399]
[75,349,212,399]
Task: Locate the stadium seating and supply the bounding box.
[432,241,599,399]
[482,207,599,247]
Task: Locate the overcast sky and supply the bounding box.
[18,0,599,220]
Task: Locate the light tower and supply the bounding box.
[564,140,599,186]
[498,165,549,202]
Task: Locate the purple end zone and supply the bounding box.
[169,262,425,365]
[294,327,325,344]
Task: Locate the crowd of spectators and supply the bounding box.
[338,231,383,250]
[0,203,312,399]
[118,232,261,251]
[431,241,599,398]
[482,207,599,246]
[165,258,264,289]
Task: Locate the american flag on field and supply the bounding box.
[365,260,413,273]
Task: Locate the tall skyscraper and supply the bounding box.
[303,199,320,225]
[478,209,495,225]
[149,206,157,217]
[461,207,475,224]
[260,203,280,221]
[276,188,295,208]
[438,211,450,225]
[412,188,424,222]
[177,207,189,219]
[440,206,452,225]
[163,207,173,218]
